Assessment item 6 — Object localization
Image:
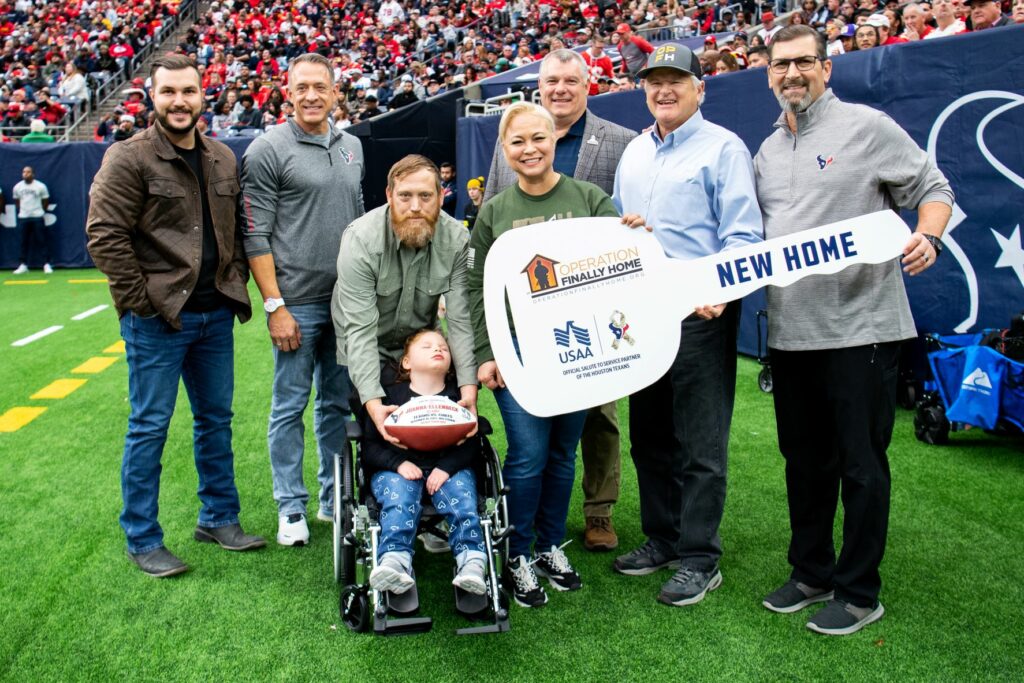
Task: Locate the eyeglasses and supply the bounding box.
[768,56,822,74]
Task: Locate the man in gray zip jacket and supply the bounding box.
[483,49,636,553]
[753,25,953,636]
[242,53,365,548]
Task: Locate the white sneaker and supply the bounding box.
[13,264,28,274]
[277,513,310,546]
[452,558,487,595]
[43,264,53,274]
[370,554,416,594]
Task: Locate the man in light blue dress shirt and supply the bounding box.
[611,44,764,607]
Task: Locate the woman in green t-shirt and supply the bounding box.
[467,102,618,610]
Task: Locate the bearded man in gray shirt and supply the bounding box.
[753,25,953,636]
[242,53,365,548]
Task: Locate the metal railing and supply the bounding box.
[59,0,200,141]
[464,90,527,117]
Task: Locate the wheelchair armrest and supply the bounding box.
[477,416,493,437]
[346,420,363,440]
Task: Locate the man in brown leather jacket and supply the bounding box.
[86,54,265,579]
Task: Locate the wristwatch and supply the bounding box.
[923,234,943,258]
[263,297,285,313]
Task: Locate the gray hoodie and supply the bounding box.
[241,119,365,304]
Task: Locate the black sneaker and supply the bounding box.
[763,579,834,614]
[502,555,548,608]
[657,566,722,606]
[533,545,583,591]
[613,541,680,576]
[806,599,885,636]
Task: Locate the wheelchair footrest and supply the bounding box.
[385,585,420,615]
[456,616,510,636]
[375,615,433,636]
[453,586,489,619]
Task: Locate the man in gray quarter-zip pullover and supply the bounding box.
[242,53,365,548]
[754,26,952,636]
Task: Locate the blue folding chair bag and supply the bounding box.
[929,346,1005,431]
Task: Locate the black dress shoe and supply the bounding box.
[194,523,267,551]
[128,547,188,578]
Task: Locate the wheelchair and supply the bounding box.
[332,415,513,636]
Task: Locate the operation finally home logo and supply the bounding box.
[520,247,645,299]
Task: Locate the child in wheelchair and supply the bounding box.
[363,329,487,596]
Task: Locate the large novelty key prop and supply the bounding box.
[482,210,911,417]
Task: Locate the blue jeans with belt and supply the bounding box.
[119,307,240,554]
[267,301,351,517]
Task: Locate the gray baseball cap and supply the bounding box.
[636,43,703,80]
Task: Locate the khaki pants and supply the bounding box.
[580,400,621,518]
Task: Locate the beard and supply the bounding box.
[156,106,201,136]
[391,206,439,249]
[774,77,814,114]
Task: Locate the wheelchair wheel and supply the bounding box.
[340,585,370,633]
[340,446,356,587]
[758,366,773,394]
[333,453,342,584]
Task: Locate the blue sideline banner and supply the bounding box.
[456,25,1024,346]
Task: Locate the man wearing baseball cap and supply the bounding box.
[614,23,654,78]
[757,11,783,43]
[612,44,763,606]
[966,0,1011,29]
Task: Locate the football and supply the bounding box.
[384,396,477,451]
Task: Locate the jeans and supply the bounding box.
[119,307,240,554]
[267,301,351,517]
[371,468,485,567]
[628,305,739,571]
[18,216,49,265]
[494,386,588,559]
[771,343,899,607]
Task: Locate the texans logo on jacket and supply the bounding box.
[816,154,835,170]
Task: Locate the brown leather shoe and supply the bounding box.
[584,517,618,551]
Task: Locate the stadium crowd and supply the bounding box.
[0,0,182,139]
[76,0,1021,141]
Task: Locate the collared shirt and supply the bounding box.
[332,204,475,403]
[613,109,764,262]
[553,112,586,177]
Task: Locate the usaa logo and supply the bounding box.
[553,320,593,363]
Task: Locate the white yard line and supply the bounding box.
[71,304,109,321]
[11,325,63,347]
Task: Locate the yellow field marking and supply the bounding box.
[72,357,119,374]
[68,279,108,284]
[104,341,126,354]
[30,379,87,400]
[4,280,48,285]
[0,407,47,432]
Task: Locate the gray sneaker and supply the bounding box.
[452,558,487,595]
[807,599,885,636]
[763,579,834,613]
[128,547,188,578]
[370,553,416,594]
[657,566,722,606]
[613,541,680,576]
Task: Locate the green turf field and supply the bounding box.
[1,269,1022,682]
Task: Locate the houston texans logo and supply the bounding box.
[816,154,835,170]
[339,147,354,164]
[927,90,1024,333]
